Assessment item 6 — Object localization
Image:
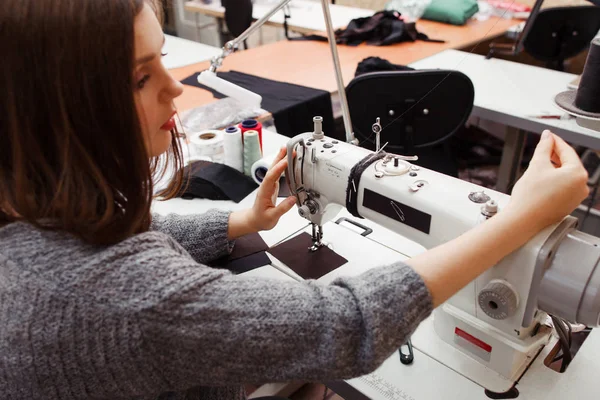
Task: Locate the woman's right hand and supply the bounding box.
[410,130,590,307]
[506,130,589,231]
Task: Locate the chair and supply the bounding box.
[345,70,475,177]
[222,0,253,49]
[523,6,600,71]
[488,3,600,71]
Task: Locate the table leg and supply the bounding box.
[496,127,527,194]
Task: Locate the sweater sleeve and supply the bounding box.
[128,238,433,390]
[150,209,234,264]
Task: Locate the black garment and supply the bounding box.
[336,10,444,46]
[292,10,444,46]
[354,56,414,77]
[182,71,337,139]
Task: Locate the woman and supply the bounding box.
[0,1,590,399]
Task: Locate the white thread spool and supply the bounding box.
[189,130,224,163]
[243,130,262,177]
[250,154,279,184]
[223,126,243,172]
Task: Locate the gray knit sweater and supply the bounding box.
[0,209,432,400]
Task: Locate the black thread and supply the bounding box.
[576,38,600,113]
[346,152,387,218]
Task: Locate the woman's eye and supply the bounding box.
[161,51,168,57]
[137,74,150,89]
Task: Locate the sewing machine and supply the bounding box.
[195,0,600,393]
[285,116,600,395]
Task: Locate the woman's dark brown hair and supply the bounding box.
[0,0,184,245]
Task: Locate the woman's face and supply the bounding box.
[133,3,184,158]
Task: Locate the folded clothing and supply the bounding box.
[178,160,258,203]
[422,0,479,26]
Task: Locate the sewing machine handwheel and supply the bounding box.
[335,217,373,237]
[399,339,414,365]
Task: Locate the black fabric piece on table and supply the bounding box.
[213,232,269,267]
[268,233,348,280]
[289,11,444,46]
[355,56,414,77]
[216,252,272,275]
[181,71,337,139]
[179,160,258,203]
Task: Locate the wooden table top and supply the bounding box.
[170,16,521,112]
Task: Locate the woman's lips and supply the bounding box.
[160,113,176,131]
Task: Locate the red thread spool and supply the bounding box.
[239,119,262,151]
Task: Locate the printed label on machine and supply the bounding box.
[454,327,492,363]
[362,189,431,234]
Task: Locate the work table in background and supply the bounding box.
[169,15,520,111]
[185,0,375,35]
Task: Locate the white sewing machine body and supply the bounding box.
[285,118,600,394]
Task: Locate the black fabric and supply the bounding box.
[292,11,444,46]
[268,233,348,280]
[181,71,337,139]
[211,232,271,274]
[355,56,414,77]
[336,10,444,46]
[216,252,272,275]
[213,232,269,266]
[179,160,258,203]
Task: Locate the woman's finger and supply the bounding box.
[270,147,286,169]
[263,158,288,187]
[552,134,582,167]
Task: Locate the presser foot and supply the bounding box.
[309,224,325,252]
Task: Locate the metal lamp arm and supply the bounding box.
[208,0,295,72]
[206,0,356,144]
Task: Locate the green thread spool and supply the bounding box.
[243,130,262,177]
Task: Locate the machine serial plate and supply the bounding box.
[363,189,431,234]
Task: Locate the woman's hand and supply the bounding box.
[506,130,589,231]
[249,147,297,231]
[408,130,590,307]
[228,147,296,239]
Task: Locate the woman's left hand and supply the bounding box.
[249,147,297,231]
[227,147,297,239]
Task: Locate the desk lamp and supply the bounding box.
[197,0,357,144]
